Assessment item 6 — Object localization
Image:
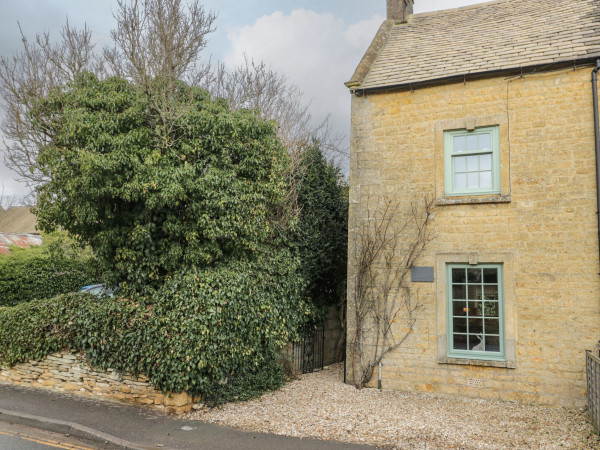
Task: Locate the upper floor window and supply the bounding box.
[444,126,500,196]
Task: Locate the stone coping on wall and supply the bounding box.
[0,351,198,414]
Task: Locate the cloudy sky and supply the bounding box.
[0,0,490,200]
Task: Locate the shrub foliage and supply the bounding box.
[295,146,348,316]
[0,73,313,404]
[0,233,99,306]
[35,74,290,294]
[0,251,307,405]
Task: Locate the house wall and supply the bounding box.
[347,67,600,407]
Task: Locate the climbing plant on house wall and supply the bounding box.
[349,195,437,388]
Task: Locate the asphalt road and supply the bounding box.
[1,383,373,449]
[0,422,115,449]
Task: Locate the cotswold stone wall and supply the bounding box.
[0,351,195,413]
[347,67,600,407]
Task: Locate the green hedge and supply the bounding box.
[0,233,100,306]
[0,250,309,405]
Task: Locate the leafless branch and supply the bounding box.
[1,0,345,201]
[208,56,346,160]
[349,194,437,388]
[0,21,101,191]
[0,184,25,209]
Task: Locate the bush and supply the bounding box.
[0,250,309,406]
[10,74,320,404]
[0,293,83,365]
[294,146,348,317]
[34,74,292,295]
[0,233,100,306]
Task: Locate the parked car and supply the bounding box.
[79,284,114,297]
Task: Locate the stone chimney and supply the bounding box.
[387,0,414,23]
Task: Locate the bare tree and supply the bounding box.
[210,57,342,153]
[0,184,21,210]
[0,0,345,194]
[349,195,436,388]
[0,0,215,187]
[105,0,215,86]
[0,21,101,189]
[104,0,216,154]
[208,56,347,222]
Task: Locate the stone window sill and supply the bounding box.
[436,195,511,206]
[438,356,516,369]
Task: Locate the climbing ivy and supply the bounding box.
[0,250,309,405]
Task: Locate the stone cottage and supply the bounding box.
[345,0,600,407]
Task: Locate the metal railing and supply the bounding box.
[586,350,600,434]
[292,328,325,374]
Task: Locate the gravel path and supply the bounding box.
[187,364,599,449]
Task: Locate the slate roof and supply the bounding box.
[348,0,600,91]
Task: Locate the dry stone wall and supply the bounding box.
[0,351,195,413]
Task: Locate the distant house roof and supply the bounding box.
[0,206,38,234]
[0,233,42,255]
[347,0,600,92]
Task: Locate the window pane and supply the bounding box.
[455,173,467,190]
[453,301,467,316]
[452,285,466,300]
[467,155,478,171]
[454,156,466,172]
[469,334,484,350]
[453,318,468,333]
[478,133,491,150]
[467,268,481,283]
[452,268,466,283]
[480,171,492,188]
[454,136,466,152]
[484,285,498,300]
[469,303,483,318]
[466,134,478,151]
[485,318,500,334]
[453,334,468,350]
[468,285,482,300]
[484,301,499,317]
[468,172,479,189]
[483,268,498,283]
[485,336,500,352]
[479,153,492,171]
[469,319,483,334]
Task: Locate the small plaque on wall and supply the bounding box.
[411,267,434,282]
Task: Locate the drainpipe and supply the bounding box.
[593,59,600,271]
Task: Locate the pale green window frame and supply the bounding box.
[444,126,500,196]
[446,263,505,361]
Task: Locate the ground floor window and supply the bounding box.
[447,263,505,361]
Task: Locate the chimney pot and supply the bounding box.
[387,0,414,23]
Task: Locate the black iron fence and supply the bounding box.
[586,350,600,434]
[292,328,325,374]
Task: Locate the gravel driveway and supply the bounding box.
[187,364,599,449]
